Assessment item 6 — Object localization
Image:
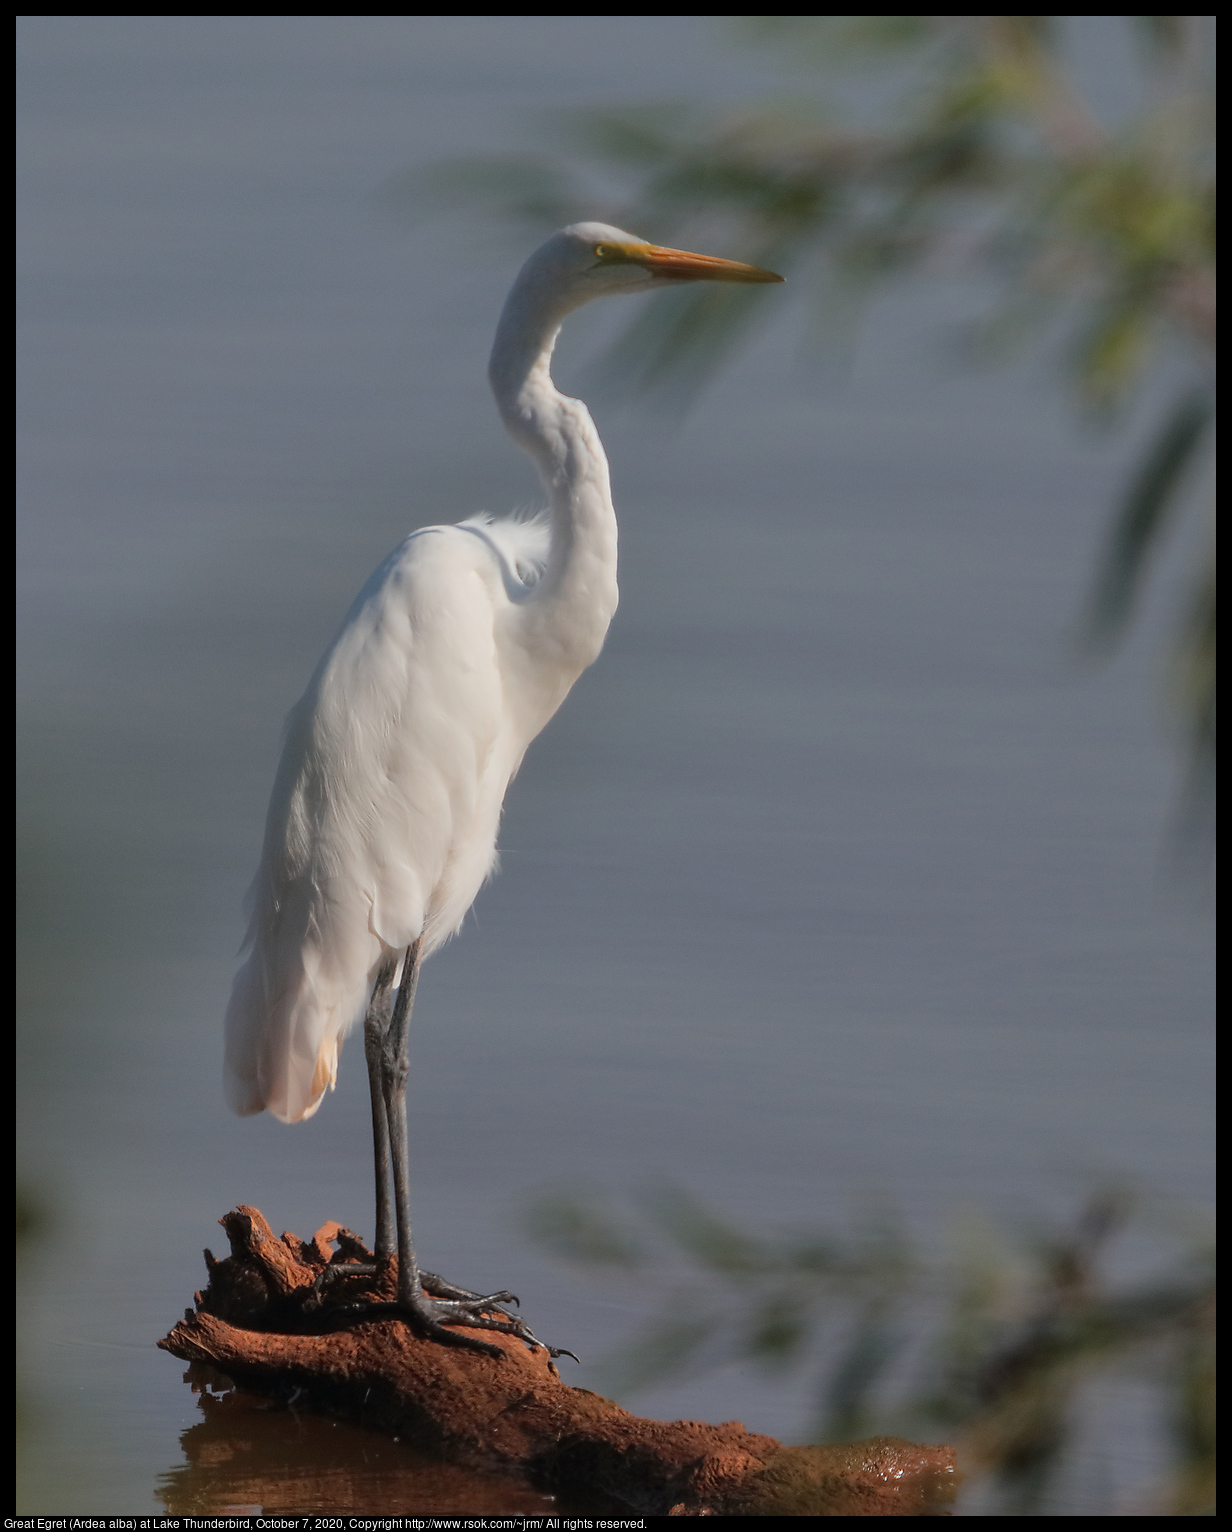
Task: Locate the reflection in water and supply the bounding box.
[157,1365,562,1515]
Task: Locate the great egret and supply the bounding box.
[224,223,783,1356]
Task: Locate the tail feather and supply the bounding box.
[223,923,365,1125]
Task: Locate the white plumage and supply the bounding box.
[224,222,781,1177]
[225,513,559,1122]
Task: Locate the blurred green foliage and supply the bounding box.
[414,16,1215,829]
[528,1183,1215,1515]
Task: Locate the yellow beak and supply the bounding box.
[598,240,784,284]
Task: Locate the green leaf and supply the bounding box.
[524,1189,644,1268]
[1084,387,1212,646]
[642,1184,768,1275]
[742,1295,811,1367]
[820,1303,907,1441]
[1172,528,1216,796]
[602,1308,720,1392]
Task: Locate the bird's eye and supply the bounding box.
[593,243,613,260]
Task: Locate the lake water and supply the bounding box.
[16,16,1214,1515]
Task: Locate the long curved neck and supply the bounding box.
[488,272,619,673]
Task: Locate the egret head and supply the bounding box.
[491,223,783,405]
[519,221,784,310]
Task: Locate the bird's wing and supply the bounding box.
[225,525,513,1124]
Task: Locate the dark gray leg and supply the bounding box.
[382,939,423,1306]
[309,951,399,1302]
[311,943,490,1307]
[364,951,399,1259]
[317,940,577,1362]
[378,942,575,1359]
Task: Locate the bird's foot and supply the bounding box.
[315,1264,577,1363]
[397,1285,580,1363]
[304,1257,386,1311]
[421,1269,518,1306]
[310,1261,518,1309]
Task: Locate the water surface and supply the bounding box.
[17,16,1213,1515]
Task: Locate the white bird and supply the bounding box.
[224,223,782,1354]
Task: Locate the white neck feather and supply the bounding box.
[488,270,619,675]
